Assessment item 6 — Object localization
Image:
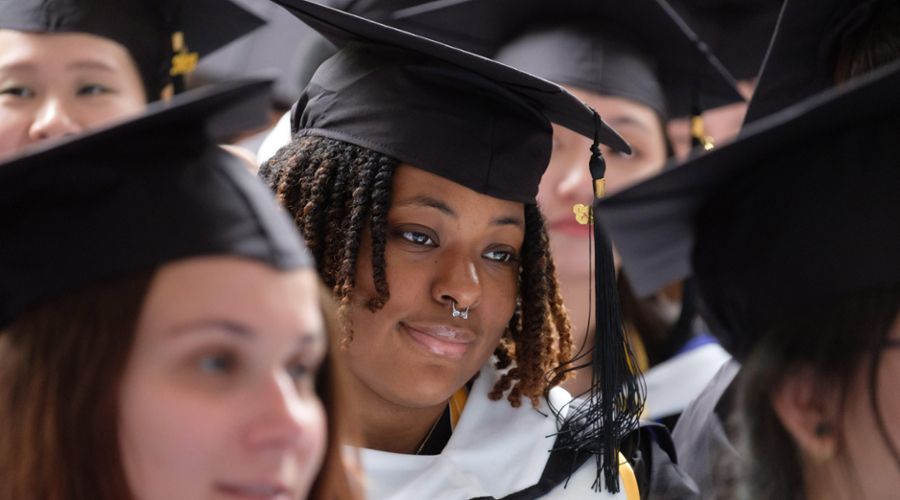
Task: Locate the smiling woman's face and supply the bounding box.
[118,257,328,500]
[346,164,525,409]
[0,30,146,159]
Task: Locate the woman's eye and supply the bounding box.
[199,353,236,374]
[77,83,112,96]
[485,250,516,263]
[400,231,436,246]
[0,85,35,98]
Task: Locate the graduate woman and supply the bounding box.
[0,0,263,158]
[596,61,900,500]
[0,81,358,500]
[260,1,697,498]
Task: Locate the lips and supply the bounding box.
[401,323,476,358]
[216,482,293,500]
[550,218,593,237]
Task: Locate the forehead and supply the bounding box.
[390,164,525,219]
[0,29,132,69]
[140,257,324,335]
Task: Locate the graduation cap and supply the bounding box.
[742,0,898,124]
[668,0,783,82]
[390,0,744,121]
[0,78,313,330]
[267,0,641,492]
[595,60,900,360]
[324,0,433,22]
[0,0,266,100]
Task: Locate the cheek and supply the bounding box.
[79,95,145,128]
[118,373,231,500]
[840,357,900,496]
[0,107,33,157]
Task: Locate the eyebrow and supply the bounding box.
[394,195,457,217]
[606,115,653,133]
[67,60,116,73]
[0,62,36,73]
[394,195,524,230]
[169,319,254,338]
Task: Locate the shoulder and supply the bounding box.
[621,422,701,500]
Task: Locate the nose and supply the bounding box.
[28,97,82,142]
[432,248,483,313]
[553,148,594,203]
[243,372,322,451]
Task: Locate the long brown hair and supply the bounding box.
[0,269,360,500]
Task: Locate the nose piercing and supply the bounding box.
[452,301,469,320]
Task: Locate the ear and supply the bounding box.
[770,366,841,462]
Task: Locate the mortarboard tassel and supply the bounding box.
[553,110,646,493]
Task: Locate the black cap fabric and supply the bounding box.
[669,0,784,81]
[0,0,266,100]
[0,79,313,330]
[391,0,744,118]
[742,0,884,124]
[595,61,900,359]
[269,0,630,204]
[324,0,431,22]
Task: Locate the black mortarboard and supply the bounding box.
[324,0,432,22]
[0,79,313,330]
[0,0,266,100]
[595,61,900,360]
[267,0,641,492]
[271,0,631,203]
[390,0,744,119]
[742,0,892,124]
[668,0,783,81]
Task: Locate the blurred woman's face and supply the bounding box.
[537,86,668,280]
[118,257,328,500]
[837,317,900,500]
[0,30,146,159]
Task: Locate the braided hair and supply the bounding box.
[262,135,574,408]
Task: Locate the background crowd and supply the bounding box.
[0,1,898,500]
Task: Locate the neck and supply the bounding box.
[349,373,448,455]
[802,456,849,500]
[556,269,596,398]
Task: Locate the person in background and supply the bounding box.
[0,0,264,159]
[665,0,783,161]
[0,81,359,500]
[597,60,900,500]
[391,0,741,426]
[653,0,900,497]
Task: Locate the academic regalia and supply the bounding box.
[391,0,743,119]
[0,78,314,329]
[670,360,740,500]
[596,59,900,499]
[392,0,739,428]
[743,0,888,124]
[261,0,657,497]
[0,0,266,99]
[361,364,699,500]
[667,0,783,83]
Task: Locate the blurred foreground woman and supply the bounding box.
[0,81,358,500]
[596,62,900,500]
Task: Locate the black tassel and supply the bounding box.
[552,109,646,493]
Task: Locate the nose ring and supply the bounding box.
[452,301,469,320]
